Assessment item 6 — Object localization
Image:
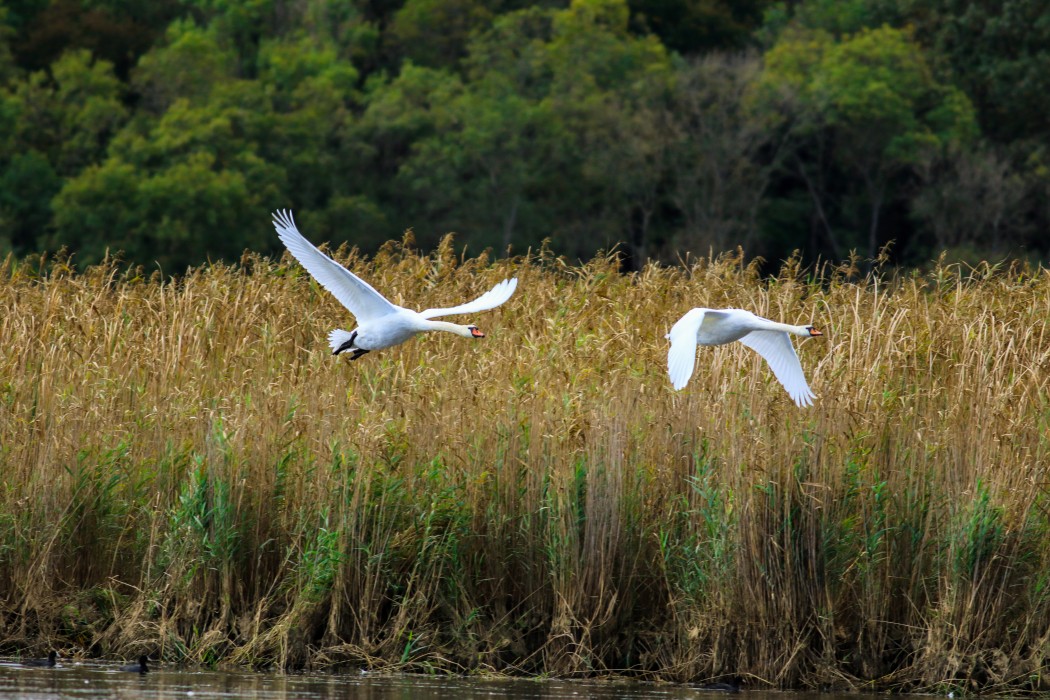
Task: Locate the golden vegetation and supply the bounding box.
[1,242,1049,692]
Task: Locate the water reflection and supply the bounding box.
[0,659,928,700]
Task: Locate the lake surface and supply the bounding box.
[0,658,929,700]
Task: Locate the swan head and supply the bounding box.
[806,326,823,337]
[467,324,485,338]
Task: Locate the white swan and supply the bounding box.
[273,210,518,359]
[666,308,823,406]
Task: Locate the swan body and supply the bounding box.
[273,210,518,358]
[667,308,823,406]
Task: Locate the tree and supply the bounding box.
[356,63,467,249]
[386,0,495,70]
[9,0,182,78]
[752,25,978,259]
[9,49,127,176]
[52,80,285,269]
[900,0,1050,145]
[131,19,236,115]
[0,149,60,253]
[662,53,776,257]
[628,0,772,54]
[0,3,15,84]
[0,48,126,253]
[297,0,380,68]
[176,0,278,74]
[759,0,898,40]
[911,143,1030,259]
[756,0,1050,262]
[359,0,676,263]
[395,74,550,252]
[256,32,360,216]
[538,0,675,264]
[49,19,379,268]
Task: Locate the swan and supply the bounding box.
[666,308,823,406]
[273,210,518,358]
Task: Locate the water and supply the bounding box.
[0,659,924,700]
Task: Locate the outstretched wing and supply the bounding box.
[419,278,518,319]
[273,210,399,323]
[737,330,816,407]
[666,308,706,391]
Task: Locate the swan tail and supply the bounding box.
[328,329,356,355]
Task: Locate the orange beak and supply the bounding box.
[809,328,823,337]
[470,327,485,338]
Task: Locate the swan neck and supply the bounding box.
[424,320,473,337]
[760,320,809,336]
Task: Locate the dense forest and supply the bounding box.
[0,0,1047,270]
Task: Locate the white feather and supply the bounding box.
[665,307,821,407]
[738,330,816,407]
[273,209,518,355]
[273,210,397,323]
[420,278,519,319]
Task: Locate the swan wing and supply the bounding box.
[737,330,816,407]
[666,308,706,390]
[273,210,399,323]
[419,278,518,319]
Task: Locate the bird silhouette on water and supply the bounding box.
[697,682,740,693]
[22,651,57,668]
[118,655,149,673]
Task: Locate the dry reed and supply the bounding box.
[1,241,1049,692]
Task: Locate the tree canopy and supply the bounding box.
[1,0,1048,269]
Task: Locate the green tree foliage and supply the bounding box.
[759,0,1050,262]
[2,0,1050,267]
[543,0,675,261]
[177,0,275,72]
[257,33,359,212]
[753,25,977,258]
[0,48,125,253]
[0,150,60,252]
[52,82,286,268]
[386,0,495,69]
[900,0,1050,145]
[361,0,674,260]
[178,0,378,73]
[629,0,771,53]
[9,49,126,175]
[662,54,775,256]
[762,0,1050,147]
[0,4,15,83]
[376,62,548,251]
[49,13,376,269]
[131,19,237,114]
[49,21,274,268]
[8,0,180,77]
[760,0,898,40]
[297,0,379,67]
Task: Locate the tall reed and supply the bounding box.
[1,242,1048,692]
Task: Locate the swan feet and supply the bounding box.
[333,331,358,356]
[332,331,371,360]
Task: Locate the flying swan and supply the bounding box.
[273,209,518,359]
[666,308,823,406]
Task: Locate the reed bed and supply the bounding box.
[1,240,1049,693]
